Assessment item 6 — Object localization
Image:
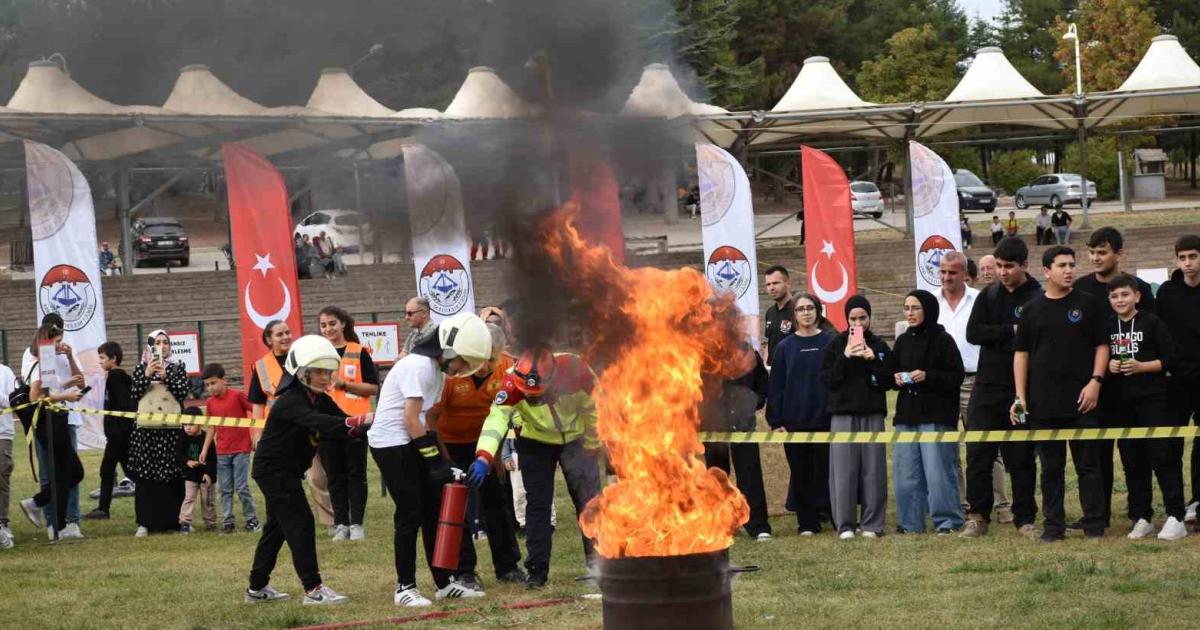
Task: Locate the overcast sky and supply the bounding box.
[959,0,1004,23]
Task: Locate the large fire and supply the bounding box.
[539,203,750,558]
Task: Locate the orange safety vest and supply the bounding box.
[329,342,372,416]
[255,353,285,410]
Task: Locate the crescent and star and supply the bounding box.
[810,239,850,304]
[244,252,293,329]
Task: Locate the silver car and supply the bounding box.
[850,181,884,218]
[1014,173,1097,209]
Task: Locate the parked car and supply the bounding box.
[132,217,189,267]
[850,181,884,218]
[294,209,373,253]
[954,169,997,213]
[1014,173,1097,209]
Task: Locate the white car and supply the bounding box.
[850,181,884,218]
[294,209,373,253]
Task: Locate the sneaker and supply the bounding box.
[1127,518,1155,540]
[83,508,110,520]
[1039,533,1064,543]
[394,586,432,607]
[838,530,855,540]
[349,524,365,541]
[1159,517,1188,541]
[995,507,1015,524]
[46,526,57,540]
[754,532,772,542]
[179,523,193,535]
[332,524,349,541]
[222,523,236,534]
[0,527,12,550]
[245,585,290,604]
[303,584,349,606]
[497,568,528,584]
[524,574,548,590]
[135,526,149,538]
[60,523,84,539]
[19,498,43,528]
[861,531,878,539]
[799,530,815,537]
[1018,524,1041,539]
[114,478,136,497]
[435,577,485,600]
[245,519,262,533]
[473,530,488,541]
[959,519,987,538]
[1185,501,1198,524]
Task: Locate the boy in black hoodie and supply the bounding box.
[86,341,136,520]
[1155,234,1200,525]
[821,295,892,539]
[1102,273,1185,540]
[177,415,218,533]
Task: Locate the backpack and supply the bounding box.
[9,361,38,435]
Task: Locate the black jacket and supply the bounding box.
[1156,269,1200,382]
[887,294,965,426]
[967,276,1043,387]
[821,331,892,416]
[103,368,136,433]
[701,350,768,432]
[252,383,350,480]
[177,431,218,483]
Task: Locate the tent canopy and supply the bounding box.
[306,67,396,118]
[443,67,531,119]
[621,63,737,146]
[1089,35,1200,127]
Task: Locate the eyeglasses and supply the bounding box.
[405,309,427,316]
[794,306,817,313]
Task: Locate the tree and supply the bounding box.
[1153,0,1200,59]
[1062,137,1122,199]
[997,0,1078,94]
[666,0,758,108]
[989,149,1045,196]
[967,18,1000,52]
[1054,0,1158,92]
[857,24,960,103]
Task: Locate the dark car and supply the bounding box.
[954,169,997,212]
[133,218,189,267]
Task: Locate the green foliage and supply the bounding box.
[857,24,960,103]
[1054,0,1158,92]
[998,0,1079,94]
[669,0,758,108]
[937,145,982,174]
[1062,137,1122,200]
[990,149,1045,195]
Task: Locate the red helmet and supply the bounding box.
[512,348,556,396]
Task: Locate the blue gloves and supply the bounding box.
[468,457,491,488]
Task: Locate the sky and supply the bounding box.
[959,0,1005,23]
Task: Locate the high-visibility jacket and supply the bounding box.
[329,342,372,416]
[434,354,513,445]
[475,353,599,462]
[255,353,285,410]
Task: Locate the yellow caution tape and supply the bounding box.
[0,401,39,415]
[46,404,266,430]
[700,426,1200,444]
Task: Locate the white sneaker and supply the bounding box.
[302,584,349,606]
[332,524,349,541]
[135,526,149,538]
[245,585,290,603]
[1186,502,1198,524]
[0,526,13,549]
[799,530,815,537]
[349,524,365,541]
[1127,518,1155,540]
[861,531,879,539]
[1158,516,1188,541]
[60,523,84,539]
[394,586,432,607]
[435,577,486,600]
[838,530,855,540]
[46,526,57,540]
[755,532,772,542]
[19,498,43,528]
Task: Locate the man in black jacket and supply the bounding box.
[961,237,1042,539]
[1156,234,1200,526]
[246,335,372,606]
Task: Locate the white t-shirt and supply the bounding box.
[0,363,15,440]
[369,353,443,449]
[22,348,82,427]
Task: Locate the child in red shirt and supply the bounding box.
[200,363,260,533]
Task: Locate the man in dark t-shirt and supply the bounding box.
[1014,245,1110,542]
[762,265,795,366]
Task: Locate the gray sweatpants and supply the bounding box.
[829,414,887,535]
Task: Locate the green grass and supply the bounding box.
[6,430,1200,629]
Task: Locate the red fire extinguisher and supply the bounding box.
[432,470,469,570]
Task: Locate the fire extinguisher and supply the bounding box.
[432,469,468,570]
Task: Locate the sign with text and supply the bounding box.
[169,331,202,376]
[358,323,401,365]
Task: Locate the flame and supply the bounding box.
[539,203,750,558]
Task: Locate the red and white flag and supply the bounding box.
[223,143,304,380]
[801,146,858,330]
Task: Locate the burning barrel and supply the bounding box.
[597,549,736,630]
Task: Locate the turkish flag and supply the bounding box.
[569,152,626,265]
[223,143,304,381]
[801,146,858,331]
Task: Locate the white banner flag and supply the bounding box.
[403,144,475,323]
[697,143,760,350]
[26,140,107,449]
[909,141,964,293]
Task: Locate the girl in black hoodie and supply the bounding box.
[821,295,892,539]
[887,290,965,534]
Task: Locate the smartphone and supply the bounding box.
[78,385,92,395]
[849,325,865,349]
[152,346,163,363]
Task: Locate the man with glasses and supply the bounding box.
[402,298,436,358]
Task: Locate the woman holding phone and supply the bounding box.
[128,329,191,536]
[821,295,892,539]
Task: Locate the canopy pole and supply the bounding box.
[902,132,914,238]
[1191,130,1197,189]
[117,166,133,276]
[1074,94,1091,229]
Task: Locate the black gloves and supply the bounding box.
[411,432,452,486]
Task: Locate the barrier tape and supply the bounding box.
[700,426,1200,444]
[0,401,38,416]
[44,403,267,430]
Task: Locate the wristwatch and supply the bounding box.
[1091,374,1105,383]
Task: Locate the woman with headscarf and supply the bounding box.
[821,295,893,540]
[128,329,191,536]
[887,290,966,534]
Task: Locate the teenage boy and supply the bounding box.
[1102,273,1186,540]
[1072,227,1156,528]
[960,238,1042,539]
[1156,234,1200,525]
[1013,245,1110,542]
[200,363,260,533]
[85,341,135,520]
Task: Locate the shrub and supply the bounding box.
[989,150,1044,197]
[1062,137,1121,200]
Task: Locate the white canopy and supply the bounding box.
[306,68,396,117]
[917,47,1074,136]
[621,63,737,146]
[1090,35,1200,127]
[443,67,530,119]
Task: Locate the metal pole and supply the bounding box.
[902,135,915,237]
[1191,131,1197,189]
[1077,118,1091,229]
[1118,145,1132,212]
[1,329,6,366]
[117,167,133,276]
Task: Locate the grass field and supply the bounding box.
[5,428,1200,630]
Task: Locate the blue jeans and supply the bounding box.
[893,423,964,533]
[217,453,258,525]
[36,425,81,525]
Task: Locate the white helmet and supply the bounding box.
[438,313,492,376]
[284,335,341,390]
